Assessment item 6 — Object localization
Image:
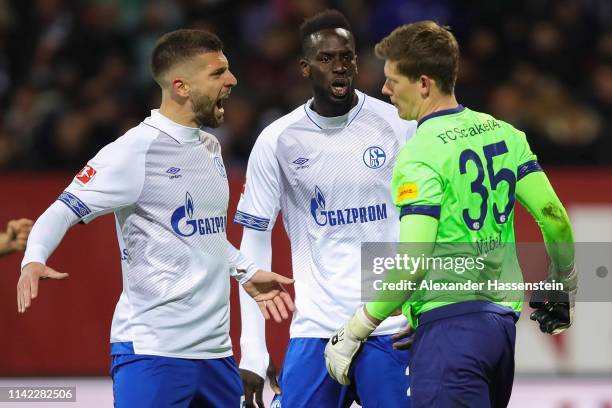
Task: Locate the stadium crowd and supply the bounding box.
[0,0,610,170]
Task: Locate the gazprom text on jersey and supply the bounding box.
[315,203,388,226]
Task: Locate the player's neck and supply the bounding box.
[417,95,459,122]
[158,98,199,128]
[311,91,358,118]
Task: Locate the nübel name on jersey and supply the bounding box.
[171,192,226,237]
[310,186,387,227]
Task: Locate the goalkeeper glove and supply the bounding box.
[529,275,576,335]
[324,307,377,385]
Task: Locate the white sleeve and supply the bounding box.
[227,241,258,284]
[59,132,149,224]
[234,132,281,231]
[238,228,273,379]
[393,117,417,145]
[21,201,80,269]
[234,128,282,378]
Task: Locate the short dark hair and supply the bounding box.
[375,21,459,95]
[299,9,352,55]
[151,29,223,85]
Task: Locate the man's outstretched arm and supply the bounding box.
[325,214,438,385]
[238,228,284,408]
[17,202,78,313]
[226,237,293,325]
[517,171,575,285]
[517,170,576,335]
[365,214,439,322]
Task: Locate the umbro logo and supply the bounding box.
[166,167,182,179]
[292,157,309,169]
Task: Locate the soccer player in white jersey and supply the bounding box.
[16,29,294,408]
[234,10,417,408]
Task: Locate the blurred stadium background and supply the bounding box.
[0,0,611,407]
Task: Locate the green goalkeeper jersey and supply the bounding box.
[391,105,542,324]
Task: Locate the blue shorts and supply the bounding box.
[410,301,518,408]
[110,342,244,408]
[271,335,411,408]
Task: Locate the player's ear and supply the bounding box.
[419,75,431,99]
[354,54,358,75]
[171,78,189,98]
[300,59,311,78]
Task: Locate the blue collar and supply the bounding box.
[418,105,465,127]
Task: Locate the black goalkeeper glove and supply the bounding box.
[529,282,576,335]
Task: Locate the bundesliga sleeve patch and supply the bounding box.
[74,164,97,186]
[396,183,418,202]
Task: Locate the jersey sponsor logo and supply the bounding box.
[435,119,501,144]
[166,167,182,179]
[271,400,281,408]
[170,192,227,237]
[363,146,386,169]
[310,186,388,227]
[214,157,227,178]
[74,164,97,186]
[292,157,310,169]
[396,183,418,202]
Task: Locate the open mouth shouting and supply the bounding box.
[215,94,229,117]
[331,78,349,98]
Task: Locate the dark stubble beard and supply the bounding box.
[190,90,219,128]
[311,80,356,117]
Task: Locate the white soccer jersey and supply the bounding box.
[58,110,255,359]
[235,91,417,337]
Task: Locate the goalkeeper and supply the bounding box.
[325,21,576,407]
